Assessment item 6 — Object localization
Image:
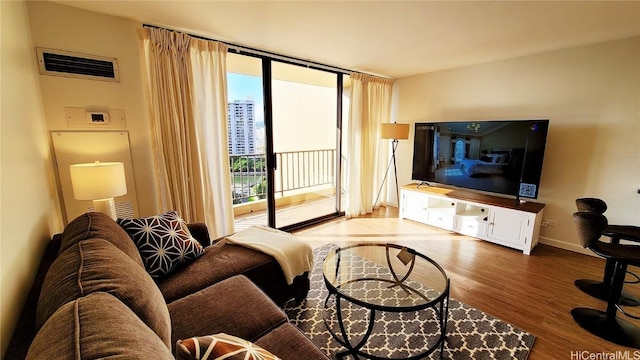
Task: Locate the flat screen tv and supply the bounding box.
[411,119,549,199]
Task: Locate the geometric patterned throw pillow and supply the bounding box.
[117,210,204,279]
[175,333,280,360]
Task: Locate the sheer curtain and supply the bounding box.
[345,73,394,218]
[189,38,234,238]
[138,27,234,238]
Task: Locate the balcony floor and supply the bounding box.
[234,195,341,231]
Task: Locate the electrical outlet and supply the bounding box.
[542,219,557,227]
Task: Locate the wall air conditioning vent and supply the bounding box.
[37,47,120,82]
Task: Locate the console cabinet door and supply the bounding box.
[401,191,428,222]
[486,208,529,247]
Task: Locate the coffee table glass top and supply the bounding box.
[323,243,449,310]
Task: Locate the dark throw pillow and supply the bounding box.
[175,333,280,360]
[118,211,204,278]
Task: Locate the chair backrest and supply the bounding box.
[575,198,608,214]
[573,212,608,248]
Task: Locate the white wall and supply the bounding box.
[272,79,337,153]
[394,37,640,252]
[27,1,158,219]
[0,1,61,356]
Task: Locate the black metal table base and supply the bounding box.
[324,292,448,360]
[571,308,640,349]
[323,244,450,360]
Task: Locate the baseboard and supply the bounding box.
[538,236,596,257]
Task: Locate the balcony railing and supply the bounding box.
[230,149,336,204]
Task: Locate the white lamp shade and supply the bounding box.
[69,161,127,200]
[380,123,410,140]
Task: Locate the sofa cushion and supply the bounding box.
[168,275,288,349]
[36,238,171,347]
[60,212,144,267]
[26,292,174,360]
[118,210,205,278]
[158,242,301,305]
[175,333,280,360]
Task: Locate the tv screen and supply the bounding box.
[411,119,549,199]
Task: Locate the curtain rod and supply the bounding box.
[143,24,353,76]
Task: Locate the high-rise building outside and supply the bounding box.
[227,99,256,155]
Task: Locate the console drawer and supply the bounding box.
[455,216,488,237]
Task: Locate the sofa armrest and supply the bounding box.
[186,223,211,247]
[255,323,330,359]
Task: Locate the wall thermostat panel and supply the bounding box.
[64,107,125,129]
[86,111,109,124]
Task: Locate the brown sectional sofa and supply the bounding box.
[7,212,329,359]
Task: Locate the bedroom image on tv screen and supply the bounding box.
[411,119,549,199]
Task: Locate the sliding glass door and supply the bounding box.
[227,53,344,231]
[271,62,340,229]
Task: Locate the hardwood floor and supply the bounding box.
[292,207,640,359]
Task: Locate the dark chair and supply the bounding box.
[572,212,640,348]
[575,198,640,306]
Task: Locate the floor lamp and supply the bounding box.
[374,122,410,209]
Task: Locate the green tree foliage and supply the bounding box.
[230,156,266,172]
[252,177,267,199]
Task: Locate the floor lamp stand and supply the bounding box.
[374,139,400,209]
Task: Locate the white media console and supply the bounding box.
[399,183,545,255]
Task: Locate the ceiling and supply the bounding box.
[52,1,640,78]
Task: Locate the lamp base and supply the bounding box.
[92,198,117,220]
[373,139,400,209]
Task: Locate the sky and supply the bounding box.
[228,73,264,124]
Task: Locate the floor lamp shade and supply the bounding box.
[69,161,127,219]
[380,123,410,140]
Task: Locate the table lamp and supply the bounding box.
[69,161,127,220]
[374,122,410,208]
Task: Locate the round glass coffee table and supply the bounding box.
[322,243,449,359]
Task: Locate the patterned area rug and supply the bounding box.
[284,244,535,360]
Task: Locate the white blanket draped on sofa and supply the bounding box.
[225,225,314,285]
